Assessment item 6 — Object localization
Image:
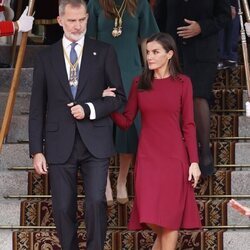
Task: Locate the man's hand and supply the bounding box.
[188,162,201,188]
[33,153,47,175]
[177,19,201,39]
[67,103,85,120]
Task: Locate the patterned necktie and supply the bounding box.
[69,42,79,99]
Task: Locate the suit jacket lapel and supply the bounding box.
[51,40,74,100]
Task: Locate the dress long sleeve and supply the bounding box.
[111,78,139,130]
[181,77,199,163]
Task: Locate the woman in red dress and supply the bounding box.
[104,32,201,249]
[0,6,34,37]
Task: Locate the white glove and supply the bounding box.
[244,22,250,37]
[17,6,34,32]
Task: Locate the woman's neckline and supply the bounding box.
[154,75,171,80]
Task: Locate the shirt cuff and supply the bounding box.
[85,102,96,120]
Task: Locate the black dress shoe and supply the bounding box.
[223,60,238,69]
[217,61,227,70]
[0,62,10,68]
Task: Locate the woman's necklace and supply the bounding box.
[112,0,127,38]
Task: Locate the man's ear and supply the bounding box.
[57,16,63,27]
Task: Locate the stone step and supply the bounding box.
[0,199,21,225]
[227,199,250,226]
[12,229,222,249]
[211,89,244,111]
[0,230,12,250]
[214,64,247,90]
[235,143,250,166]
[0,45,48,68]
[0,144,31,170]
[223,230,250,250]
[239,116,250,137]
[231,171,250,194]
[20,198,227,227]
[0,171,27,196]
[243,90,248,106]
[0,92,30,116]
[27,170,231,197]
[0,68,33,92]
[7,115,29,143]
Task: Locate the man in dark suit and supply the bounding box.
[218,0,239,69]
[154,0,231,177]
[28,0,126,249]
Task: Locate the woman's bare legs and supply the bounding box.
[105,170,113,206]
[148,224,162,250]
[161,229,178,250]
[148,224,178,250]
[105,153,133,205]
[116,153,134,204]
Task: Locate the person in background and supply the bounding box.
[0,5,34,68]
[153,0,231,177]
[17,0,63,44]
[86,0,159,205]
[29,0,125,249]
[218,0,239,70]
[103,32,201,250]
[0,6,34,37]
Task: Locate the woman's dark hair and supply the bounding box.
[138,32,182,90]
[99,0,137,18]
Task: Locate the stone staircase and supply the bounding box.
[223,95,250,250]
[0,45,250,249]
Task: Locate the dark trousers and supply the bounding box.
[49,131,109,250]
[219,15,240,61]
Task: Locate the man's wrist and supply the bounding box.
[14,21,19,32]
[30,152,43,159]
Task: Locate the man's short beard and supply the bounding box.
[65,31,85,41]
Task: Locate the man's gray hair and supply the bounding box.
[59,0,87,16]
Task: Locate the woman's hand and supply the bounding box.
[188,162,201,188]
[102,87,116,97]
[229,199,250,216]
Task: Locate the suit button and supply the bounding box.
[184,0,189,2]
[182,41,187,45]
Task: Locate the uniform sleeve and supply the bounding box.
[86,0,98,38]
[138,0,159,39]
[111,78,139,130]
[181,77,199,163]
[0,21,14,37]
[198,0,231,38]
